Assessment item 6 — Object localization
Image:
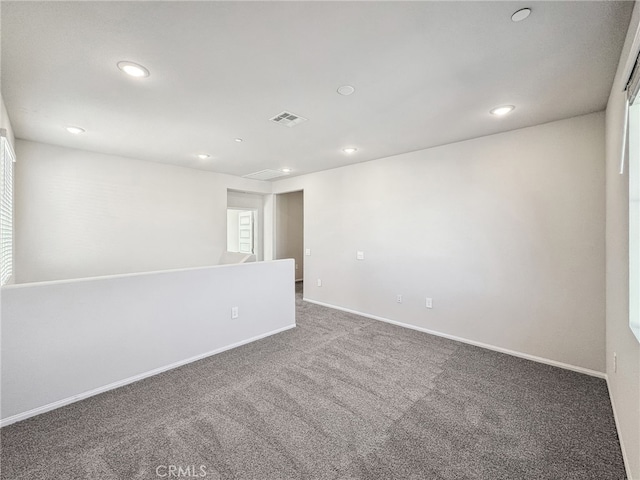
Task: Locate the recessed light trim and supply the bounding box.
[234,138,243,143]
[337,85,355,96]
[65,126,85,135]
[511,8,531,22]
[117,61,150,78]
[281,168,292,173]
[343,147,358,154]
[490,105,515,116]
[197,153,210,160]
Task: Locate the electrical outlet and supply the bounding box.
[317,278,322,287]
[426,297,433,309]
[305,248,311,256]
[396,294,402,303]
[357,251,365,260]
[231,306,239,319]
[614,352,617,373]
[296,263,299,270]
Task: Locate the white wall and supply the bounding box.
[605,3,640,478]
[227,190,265,210]
[14,140,270,283]
[1,260,295,424]
[275,191,304,281]
[274,112,606,374]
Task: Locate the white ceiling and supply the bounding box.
[1,1,633,179]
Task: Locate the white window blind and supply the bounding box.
[626,50,640,105]
[621,50,640,174]
[1,129,16,286]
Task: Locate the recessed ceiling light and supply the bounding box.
[490,105,515,116]
[65,126,85,134]
[281,168,292,173]
[343,147,358,154]
[337,85,355,96]
[234,138,243,143]
[197,153,210,160]
[117,61,150,78]
[511,8,531,22]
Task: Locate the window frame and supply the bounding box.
[0,129,16,286]
[628,103,640,342]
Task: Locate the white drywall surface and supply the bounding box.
[605,3,640,477]
[13,140,270,283]
[1,260,295,424]
[274,112,606,374]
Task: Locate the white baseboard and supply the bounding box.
[606,375,634,480]
[0,324,296,428]
[303,298,606,379]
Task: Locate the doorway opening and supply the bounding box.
[227,209,256,255]
[275,190,304,284]
[227,190,265,261]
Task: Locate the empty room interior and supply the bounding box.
[1,1,640,479]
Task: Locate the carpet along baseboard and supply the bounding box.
[606,375,635,480]
[303,298,606,379]
[0,324,296,428]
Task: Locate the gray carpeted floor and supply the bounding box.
[1,282,626,479]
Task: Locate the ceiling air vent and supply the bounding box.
[243,169,289,181]
[269,111,308,128]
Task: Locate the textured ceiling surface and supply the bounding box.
[0,1,633,178]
